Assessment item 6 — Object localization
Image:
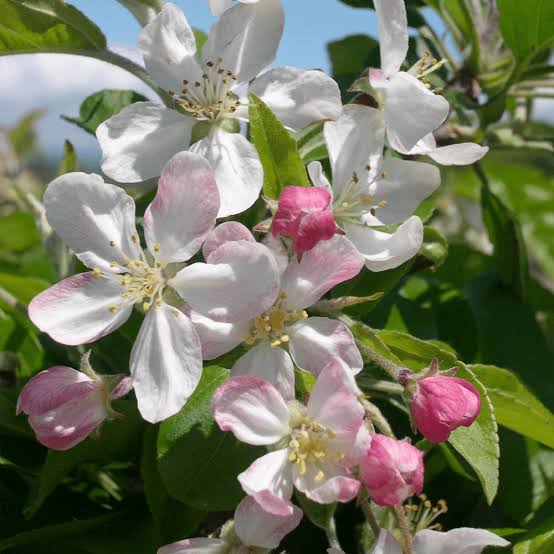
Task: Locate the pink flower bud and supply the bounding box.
[360,435,424,506]
[411,376,481,443]
[17,365,129,450]
[272,186,336,252]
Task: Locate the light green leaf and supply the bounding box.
[295,491,336,530]
[0,212,40,253]
[6,109,44,160]
[248,93,309,199]
[0,273,48,305]
[58,140,79,175]
[296,123,327,163]
[514,515,554,554]
[420,226,448,269]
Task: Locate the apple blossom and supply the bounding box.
[97,0,342,217]
[188,222,364,399]
[360,434,424,506]
[212,357,365,509]
[209,0,259,17]
[159,494,302,553]
[29,152,280,423]
[17,353,132,450]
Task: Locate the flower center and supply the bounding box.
[403,494,448,533]
[408,50,447,92]
[244,292,308,348]
[169,58,241,121]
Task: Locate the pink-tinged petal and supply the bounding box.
[262,234,290,275]
[17,366,96,416]
[384,72,450,153]
[301,474,361,504]
[44,173,142,273]
[294,209,337,253]
[29,273,133,346]
[212,376,290,445]
[202,222,255,261]
[374,0,408,77]
[130,304,202,423]
[143,152,219,264]
[28,388,107,451]
[171,241,280,323]
[157,538,226,554]
[360,435,424,506]
[344,424,372,467]
[307,161,333,198]
[344,216,423,272]
[234,495,303,548]
[281,235,364,310]
[238,448,294,504]
[110,376,134,400]
[413,528,510,553]
[187,309,249,360]
[411,376,481,443]
[139,3,203,93]
[427,143,489,166]
[250,66,342,131]
[367,530,403,554]
[97,102,193,183]
[231,342,295,401]
[288,317,363,377]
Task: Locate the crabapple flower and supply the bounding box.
[17,355,132,450]
[366,528,509,554]
[410,375,481,443]
[28,152,280,423]
[369,0,450,153]
[209,0,259,17]
[189,222,363,399]
[360,434,424,506]
[97,1,341,217]
[297,104,440,268]
[158,494,302,553]
[212,358,365,508]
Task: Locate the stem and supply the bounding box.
[325,515,342,551]
[359,378,404,396]
[357,488,381,538]
[360,398,395,438]
[393,505,414,554]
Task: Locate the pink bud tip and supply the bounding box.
[272,186,336,253]
[360,434,424,506]
[411,376,481,443]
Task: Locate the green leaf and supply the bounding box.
[0,388,34,438]
[62,89,148,135]
[296,123,327,163]
[248,93,309,199]
[471,365,554,449]
[58,140,79,174]
[6,109,44,160]
[295,491,336,530]
[0,273,49,305]
[419,226,448,269]
[514,515,554,554]
[157,365,261,511]
[0,212,40,253]
[0,0,106,55]
[115,0,162,26]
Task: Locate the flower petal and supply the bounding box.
[296,471,360,504]
[212,375,290,445]
[413,528,510,554]
[203,0,284,83]
[157,538,226,554]
[250,67,341,131]
[202,222,255,260]
[324,105,385,194]
[143,152,219,263]
[427,143,489,166]
[231,342,295,401]
[384,72,450,153]
[139,3,203,92]
[234,495,303,549]
[97,102,192,183]
[29,273,133,346]
[307,161,333,197]
[367,530,403,554]
[44,173,142,273]
[281,235,364,310]
[130,304,202,423]
[288,317,363,377]
[344,216,423,272]
[208,0,232,16]
[374,0,408,77]
[171,240,280,323]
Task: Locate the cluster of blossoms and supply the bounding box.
[17,0,508,552]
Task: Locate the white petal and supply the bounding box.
[97,102,193,183]
[367,530,403,554]
[202,222,255,261]
[29,273,132,346]
[158,538,226,554]
[345,217,424,272]
[324,105,385,194]
[44,173,142,273]
[374,0,408,77]
[212,376,290,445]
[384,72,450,152]
[288,317,363,376]
[250,67,341,131]
[232,342,295,401]
[308,161,333,199]
[413,528,510,554]
[143,152,219,263]
[208,0,233,16]
[203,0,284,83]
[191,129,263,217]
[281,235,364,310]
[366,157,440,225]
[427,143,489,166]
[139,2,202,92]
[171,240,280,323]
[130,304,202,423]
[234,495,303,549]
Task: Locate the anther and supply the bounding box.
[109,240,116,247]
[154,243,161,252]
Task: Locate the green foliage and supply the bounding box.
[58,140,79,175]
[6,110,44,161]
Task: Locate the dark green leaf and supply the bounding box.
[0,213,40,253]
[419,226,448,269]
[295,491,336,530]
